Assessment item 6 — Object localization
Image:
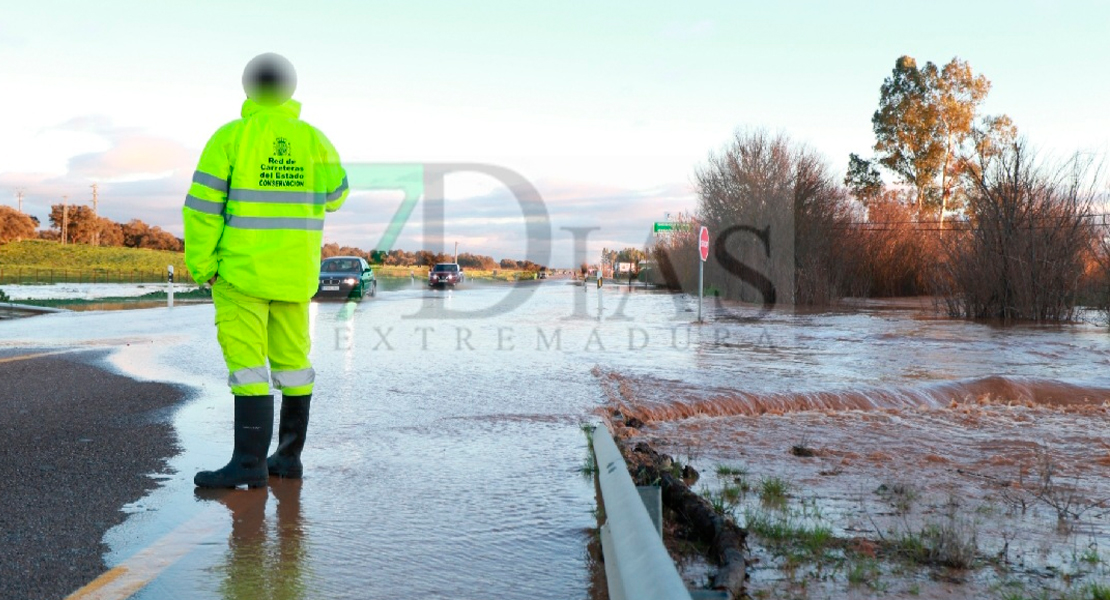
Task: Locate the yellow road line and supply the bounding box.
[0,349,83,364]
[66,567,128,600]
[64,505,223,600]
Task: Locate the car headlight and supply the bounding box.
[343,277,357,284]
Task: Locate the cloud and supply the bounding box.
[45,115,195,181]
[0,115,196,227]
[67,135,193,181]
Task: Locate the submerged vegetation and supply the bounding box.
[688,445,1110,599]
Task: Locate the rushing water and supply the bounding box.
[593,295,1110,598]
[2,282,1109,598]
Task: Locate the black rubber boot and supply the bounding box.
[267,394,311,479]
[194,395,274,488]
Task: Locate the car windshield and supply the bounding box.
[433,264,459,272]
[322,259,359,272]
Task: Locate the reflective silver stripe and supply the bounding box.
[192,170,228,193]
[272,367,316,389]
[326,176,349,202]
[184,194,225,215]
[224,215,324,231]
[229,188,326,205]
[228,366,270,387]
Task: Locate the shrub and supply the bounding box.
[938,140,1097,322]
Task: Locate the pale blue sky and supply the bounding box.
[1,1,1107,265]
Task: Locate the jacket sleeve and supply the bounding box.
[183,122,236,284]
[317,129,349,213]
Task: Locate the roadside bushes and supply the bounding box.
[653,129,1101,322]
[937,141,1097,322]
[855,195,938,297]
[655,129,863,306]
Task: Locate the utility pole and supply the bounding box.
[454,241,458,263]
[90,183,99,246]
[16,189,24,213]
[61,196,69,245]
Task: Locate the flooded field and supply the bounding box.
[599,298,1110,599]
[2,281,1109,598]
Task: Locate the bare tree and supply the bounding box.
[939,140,1097,322]
[670,129,857,306]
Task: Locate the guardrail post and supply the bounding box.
[167,265,174,308]
[637,486,663,538]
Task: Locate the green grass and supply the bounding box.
[999,584,1110,600]
[579,423,598,477]
[890,517,978,569]
[720,482,744,503]
[0,240,190,283]
[759,476,790,507]
[745,508,832,554]
[716,464,747,477]
[372,264,539,282]
[703,481,748,516]
[0,241,544,285]
[846,558,882,587]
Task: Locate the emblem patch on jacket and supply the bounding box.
[274,137,291,156]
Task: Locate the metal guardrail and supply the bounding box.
[593,426,692,600]
[0,267,193,285]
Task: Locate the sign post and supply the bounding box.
[698,226,709,322]
[167,265,175,308]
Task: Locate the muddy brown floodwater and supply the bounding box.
[599,298,1110,599]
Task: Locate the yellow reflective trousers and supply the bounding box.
[213,278,314,396]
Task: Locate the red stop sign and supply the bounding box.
[698,226,709,262]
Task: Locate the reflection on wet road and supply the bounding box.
[195,480,306,600]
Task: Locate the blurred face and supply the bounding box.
[242,53,297,105]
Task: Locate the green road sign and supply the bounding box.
[654,222,691,233]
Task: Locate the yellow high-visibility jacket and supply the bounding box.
[183,98,348,302]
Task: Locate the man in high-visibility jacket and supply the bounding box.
[184,53,349,488]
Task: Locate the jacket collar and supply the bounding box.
[241,98,302,119]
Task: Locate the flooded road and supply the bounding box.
[2,280,616,599]
[3,282,1110,598]
[596,297,1110,598]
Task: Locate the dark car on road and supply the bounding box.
[315,256,376,300]
[428,262,464,287]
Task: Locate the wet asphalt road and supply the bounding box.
[0,349,184,600]
[0,281,704,599]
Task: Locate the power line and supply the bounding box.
[833,212,1110,231]
[61,196,68,246]
[91,183,99,246]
